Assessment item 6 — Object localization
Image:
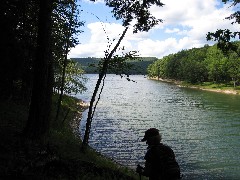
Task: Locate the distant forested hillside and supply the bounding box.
[71,57,157,74]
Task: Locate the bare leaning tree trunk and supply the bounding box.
[82,27,128,147]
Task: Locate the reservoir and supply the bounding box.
[76,74,240,180]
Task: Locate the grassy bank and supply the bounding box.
[0,95,141,179]
[180,81,240,95]
[150,77,240,95]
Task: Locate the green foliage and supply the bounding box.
[207,0,240,54]
[147,42,240,86]
[103,51,140,75]
[148,47,209,83]
[102,0,164,33]
[54,59,87,94]
[0,0,84,101]
[52,0,83,62]
[147,57,168,78]
[52,0,85,96]
[204,45,228,83]
[225,49,240,87]
[72,57,157,74]
[52,0,83,50]
[207,29,239,54]
[0,0,38,99]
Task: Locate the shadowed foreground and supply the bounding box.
[0,96,140,179]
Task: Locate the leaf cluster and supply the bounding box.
[207,0,240,54]
[147,42,240,86]
[102,51,141,78]
[54,60,87,95]
[207,29,240,55]
[0,0,86,101]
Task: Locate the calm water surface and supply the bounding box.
[76,74,240,180]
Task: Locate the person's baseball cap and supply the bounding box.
[141,128,160,142]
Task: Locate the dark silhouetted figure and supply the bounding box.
[136,128,181,180]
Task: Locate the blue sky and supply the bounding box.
[69,0,239,59]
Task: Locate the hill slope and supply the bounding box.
[71,57,157,74]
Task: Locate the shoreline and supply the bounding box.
[71,99,135,170]
[149,77,239,95]
[70,99,89,139]
[0,95,138,179]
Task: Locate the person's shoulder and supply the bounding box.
[157,143,175,153]
[147,144,173,153]
[162,143,172,148]
[153,143,169,149]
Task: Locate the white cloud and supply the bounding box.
[87,22,125,43]
[69,22,135,58]
[150,0,219,26]
[165,28,180,34]
[137,38,178,57]
[69,0,239,59]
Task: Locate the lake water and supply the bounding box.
[76,74,240,180]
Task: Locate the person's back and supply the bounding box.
[144,143,180,179]
[136,128,181,180]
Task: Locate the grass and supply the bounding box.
[0,95,141,179]
[196,82,240,92]
[173,80,240,94]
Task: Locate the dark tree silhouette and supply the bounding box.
[83,27,129,146]
[207,0,240,54]
[23,0,54,140]
[55,2,76,121]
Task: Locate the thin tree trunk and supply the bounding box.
[233,77,236,88]
[55,33,70,121]
[82,27,128,146]
[55,3,74,121]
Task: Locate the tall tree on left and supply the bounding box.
[23,0,54,141]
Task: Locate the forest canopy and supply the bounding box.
[71,57,157,74]
[147,42,240,87]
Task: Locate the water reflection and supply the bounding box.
[77,74,240,179]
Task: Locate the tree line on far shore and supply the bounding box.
[147,42,240,87]
[71,57,157,74]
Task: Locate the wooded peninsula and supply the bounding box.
[147,42,240,94]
